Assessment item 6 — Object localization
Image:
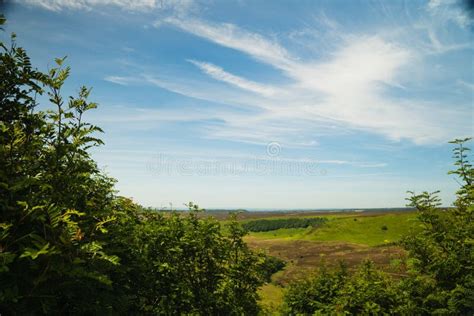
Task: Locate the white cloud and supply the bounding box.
[425,28,470,54]
[427,0,472,28]
[18,0,195,13]
[104,75,134,85]
[19,0,157,11]
[23,0,470,146]
[162,17,295,71]
[288,36,411,94]
[187,60,277,97]
[153,16,470,145]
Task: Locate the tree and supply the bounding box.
[0,17,270,315]
[401,138,474,314]
[0,17,121,314]
[104,205,269,315]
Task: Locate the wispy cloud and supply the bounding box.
[187,60,277,97]
[425,28,471,54]
[19,0,158,12]
[18,0,196,13]
[104,75,135,86]
[427,0,473,28]
[162,17,296,71]
[149,15,471,145]
[92,1,471,147]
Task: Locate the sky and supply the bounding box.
[2,0,473,209]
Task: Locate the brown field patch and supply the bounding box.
[245,237,406,285]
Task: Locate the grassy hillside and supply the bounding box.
[247,212,418,246]
[235,211,418,314]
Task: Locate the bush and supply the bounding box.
[334,261,404,314]
[105,204,268,315]
[242,217,327,232]
[259,255,286,283]
[283,263,348,315]
[283,261,404,315]
[0,24,122,314]
[0,19,268,315]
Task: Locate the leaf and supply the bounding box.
[20,243,57,260]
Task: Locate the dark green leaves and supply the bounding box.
[0,22,268,315]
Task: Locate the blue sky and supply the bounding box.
[3,0,473,209]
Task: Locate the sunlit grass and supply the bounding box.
[248,213,418,246]
[258,283,284,315]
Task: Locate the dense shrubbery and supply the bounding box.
[104,206,271,315]
[0,21,271,315]
[259,255,286,283]
[283,261,405,314]
[283,138,474,315]
[242,217,327,232]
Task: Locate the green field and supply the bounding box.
[247,212,418,246]
[230,211,419,314]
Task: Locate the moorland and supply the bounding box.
[204,210,419,312]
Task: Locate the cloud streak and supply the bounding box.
[20,0,158,11]
[187,60,277,97]
[18,0,196,13]
[163,17,296,71]
[151,15,471,145]
[427,0,473,28]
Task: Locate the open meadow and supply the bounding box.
[215,210,419,313]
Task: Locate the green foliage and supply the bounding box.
[334,261,404,315]
[282,138,474,315]
[242,217,327,232]
[400,137,474,314]
[105,205,269,315]
[283,263,348,315]
[283,261,403,315]
[0,28,120,314]
[0,25,268,315]
[259,255,286,283]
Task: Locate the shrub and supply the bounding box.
[334,260,404,314]
[0,19,268,315]
[0,24,121,314]
[283,261,404,315]
[242,217,327,232]
[283,263,348,315]
[259,255,286,283]
[104,205,269,315]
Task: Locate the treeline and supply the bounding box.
[242,217,327,232]
[282,139,474,315]
[0,19,281,315]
